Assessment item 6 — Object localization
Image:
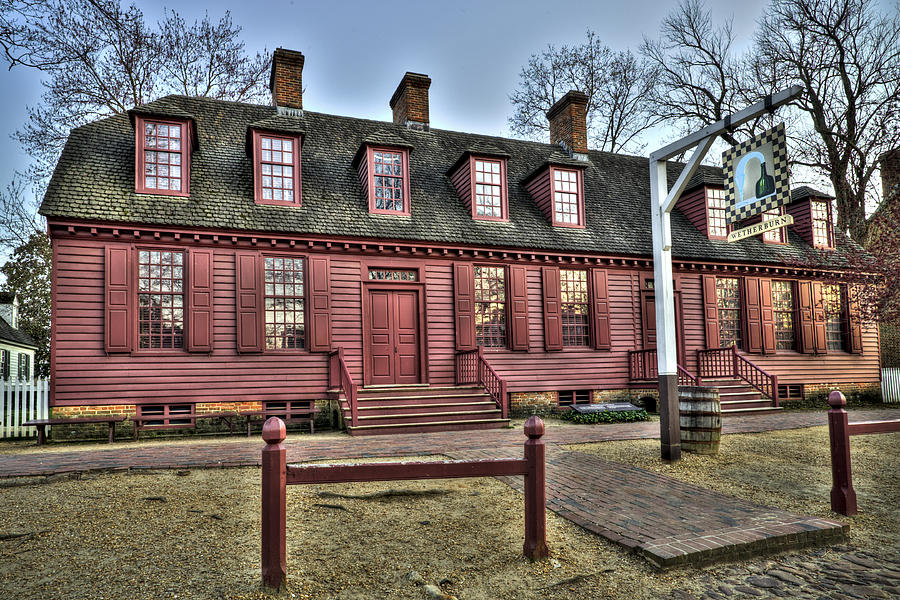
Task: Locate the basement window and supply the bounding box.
[558,390,591,407]
[137,404,194,428]
[777,384,803,400]
[264,401,313,419]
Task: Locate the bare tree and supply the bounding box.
[754,0,900,244]
[640,0,751,146]
[508,31,658,154]
[0,0,272,185]
[0,175,42,249]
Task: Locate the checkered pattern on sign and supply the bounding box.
[722,123,790,224]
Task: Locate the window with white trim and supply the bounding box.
[553,169,581,225]
[137,250,185,349]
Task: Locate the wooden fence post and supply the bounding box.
[522,415,549,560]
[827,391,857,516]
[261,417,287,589]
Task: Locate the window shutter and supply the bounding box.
[847,285,863,354]
[235,251,263,353]
[591,268,611,350]
[542,266,563,351]
[453,262,476,351]
[744,276,763,354]
[701,274,719,349]
[797,281,815,354]
[812,282,827,354]
[105,245,133,353]
[307,256,332,352]
[1,350,8,380]
[187,249,214,352]
[508,265,530,351]
[759,278,776,354]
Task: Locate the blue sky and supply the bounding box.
[0,0,778,190]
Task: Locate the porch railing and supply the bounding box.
[456,347,508,419]
[627,349,698,386]
[697,346,779,406]
[328,347,359,427]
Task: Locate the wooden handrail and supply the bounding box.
[734,352,779,406]
[456,347,509,419]
[697,346,779,405]
[628,349,698,386]
[329,347,359,427]
[677,365,699,386]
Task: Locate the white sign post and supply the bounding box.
[648,85,802,462]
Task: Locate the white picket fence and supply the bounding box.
[0,378,50,439]
[883,368,900,404]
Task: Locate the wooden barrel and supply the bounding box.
[679,386,721,455]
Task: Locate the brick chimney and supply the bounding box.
[269,48,305,115]
[881,148,900,200]
[547,90,589,160]
[390,72,431,131]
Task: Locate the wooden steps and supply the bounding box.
[701,378,782,415]
[332,384,510,436]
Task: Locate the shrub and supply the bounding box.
[558,409,650,425]
[782,385,885,411]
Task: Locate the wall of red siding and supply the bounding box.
[51,234,881,408]
[676,272,881,385]
[675,186,710,237]
[448,159,472,214]
[52,237,328,407]
[786,198,813,245]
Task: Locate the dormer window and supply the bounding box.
[358,146,411,216]
[474,159,504,218]
[707,188,728,239]
[812,200,835,249]
[448,153,509,221]
[762,206,786,243]
[252,131,301,206]
[524,163,585,228]
[553,168,582,226]
[136,117,190,196]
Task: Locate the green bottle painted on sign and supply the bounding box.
[755,162,775,198]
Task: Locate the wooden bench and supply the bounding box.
[243,406,320,437]
[131,411,239,441]
[23,416,127,446]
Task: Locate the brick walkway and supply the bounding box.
[450,447,846,568]
[3,408,892,569]
[0,407,893,478]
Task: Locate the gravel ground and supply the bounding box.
[1,427,897,600]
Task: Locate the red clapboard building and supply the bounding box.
[39,49,880,435]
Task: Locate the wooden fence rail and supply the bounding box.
[827,390,900,516]
[260,416,549,589]
[0,378,50,439]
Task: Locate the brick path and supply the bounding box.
[3,408,893,570]
[449,446,846,568]
[0,407,894,478]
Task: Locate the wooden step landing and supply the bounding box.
[346,418,510,436]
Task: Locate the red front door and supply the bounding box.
[367,289,421,385]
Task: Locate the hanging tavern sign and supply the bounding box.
[722,123,790,226]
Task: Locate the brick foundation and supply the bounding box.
[48,399,332,441]
[510,391,558,417]
[510,388,658,417]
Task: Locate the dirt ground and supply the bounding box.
[0,427,897,600]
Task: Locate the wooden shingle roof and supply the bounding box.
[40,94,855,264]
